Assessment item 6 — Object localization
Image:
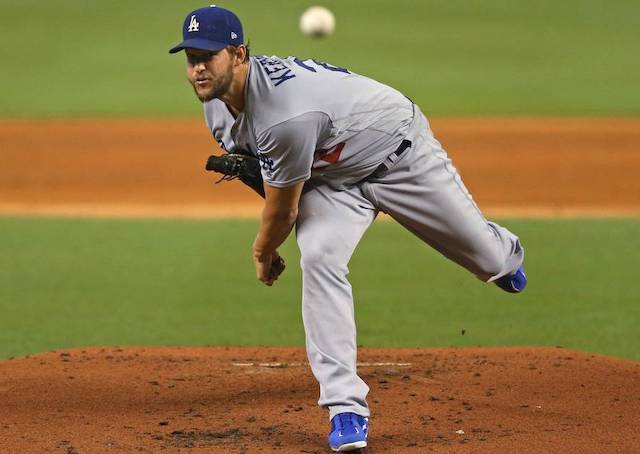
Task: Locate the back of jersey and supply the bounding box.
[248,55,414,140]
[245,56,417,186]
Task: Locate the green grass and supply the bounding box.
[0,0,638,116]
[1,216,639,360]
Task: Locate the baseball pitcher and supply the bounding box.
[170,6,526,452]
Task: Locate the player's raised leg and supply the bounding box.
[295,181,377,420]
[363,110,524,286]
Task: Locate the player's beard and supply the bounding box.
[191,64,234,103]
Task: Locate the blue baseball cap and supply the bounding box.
[169,5,244,54]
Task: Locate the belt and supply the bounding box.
[371,139,412,175]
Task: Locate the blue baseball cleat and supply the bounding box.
[495,266,527,293]
[328,412,369,452]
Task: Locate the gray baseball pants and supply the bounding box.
[295,109,524,419]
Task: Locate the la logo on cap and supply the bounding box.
[231,32,238,39]
[188,15,199,32]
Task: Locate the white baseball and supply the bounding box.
[299,6,336,38]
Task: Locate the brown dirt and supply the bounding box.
[1,118,639,217]
[1,118,639,452]
[1,347,639,453]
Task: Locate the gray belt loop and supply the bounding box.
[359,139,412,184]
[375,139,412,174]
[356,101,416,185]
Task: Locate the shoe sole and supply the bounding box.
[331,440,367,451]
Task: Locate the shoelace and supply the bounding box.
[334,413,360,431]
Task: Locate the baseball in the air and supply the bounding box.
[299,6,336,38]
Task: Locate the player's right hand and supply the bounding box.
[254,250,286,286]
[269,252,286,284]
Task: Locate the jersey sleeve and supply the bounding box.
[255,112,331,188]
[203,99,236,152]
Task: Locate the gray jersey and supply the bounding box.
[204,55,415,189]
[203,54,525,426]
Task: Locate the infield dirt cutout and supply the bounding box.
[1,347,640,453]
[2,118,640,217]
[1,119,639,452]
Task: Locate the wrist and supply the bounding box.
[253,245,271,260]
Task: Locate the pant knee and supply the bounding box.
[299,246,348,275]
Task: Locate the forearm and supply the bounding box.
[253,204,298,258]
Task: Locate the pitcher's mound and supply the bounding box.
[1,347,639,453]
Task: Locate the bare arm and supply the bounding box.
[252,181,305,285]
[250,112,330,285]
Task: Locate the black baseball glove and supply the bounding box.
[205,150,265,198]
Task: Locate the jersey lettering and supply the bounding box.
[258,153,275,177]
[313,142,346,168]
[318,143,345,164]
[256,56,297,87]
[292,58,316,72]
[312,59,350,73]
[293,58,350,74]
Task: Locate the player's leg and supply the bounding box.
[363,111,524,283]
[295,180,377,420]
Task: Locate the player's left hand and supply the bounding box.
[254,250,286,286]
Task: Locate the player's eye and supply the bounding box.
[187,51,217,66]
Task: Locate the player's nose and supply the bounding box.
[193,61,206,72]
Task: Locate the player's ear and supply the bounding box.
[233,45,248,65]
